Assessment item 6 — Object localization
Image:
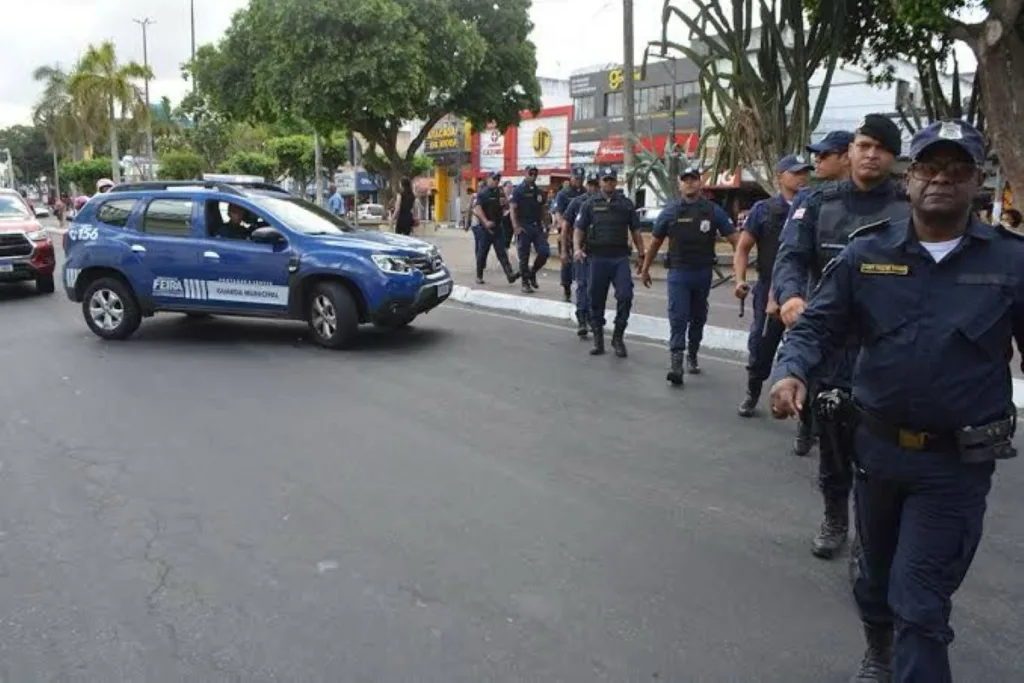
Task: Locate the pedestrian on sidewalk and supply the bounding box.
[734,154,813,416]
[771,119,1019,683]
[472,172,521,285]
[639,167,738,385]
[574,168,646,357]
[510,166,550,293]
[393,178,417,236]
[554,168,588,302]
[774,117,908,563]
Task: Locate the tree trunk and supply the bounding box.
[973,22,1024,196]
[108,100,120,183]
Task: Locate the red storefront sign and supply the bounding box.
[594,132,700,164]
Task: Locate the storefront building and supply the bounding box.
[421,114,473,222]
[470,105,573,192]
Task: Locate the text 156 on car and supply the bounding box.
[0,190,56,293]
[62,181,453,348]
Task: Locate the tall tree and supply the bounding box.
[811,0,1024,193]
[188,0,541,197]
[0,125,53,183]
[653,0,849,192]
[67,42,153,182]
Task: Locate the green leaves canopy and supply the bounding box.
[189,0,541,191]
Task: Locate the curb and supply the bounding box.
[450,285,1024,410]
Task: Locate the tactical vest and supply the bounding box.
[480,187,503,223]
[516,183,543,224]
[756,200,790,280]
[587,198,632,249]
[668,200,717,268]
[812,185,910,281]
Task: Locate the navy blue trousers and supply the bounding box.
[588,256,632,329]
[472,223,513,277]
[853,428,993,683]
[516,224,550,276]
[574,258,590,316]
[745,280,786,383]
[667,266,712,353]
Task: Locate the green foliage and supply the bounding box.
[217,151,278,179]
[189,0,541,196]
[410,155,434,177]
[59,157,113,192]
[654,0,849,192]
[628,141,691,204]
[0,125,51,181]
[267,135,313,178]
[158,150,207,180]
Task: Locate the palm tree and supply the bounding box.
[67,42,153,183]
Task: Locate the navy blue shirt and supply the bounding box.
[511,181,545,226]
[774,218,1024,431]
[652,197,734,240]
[574,191,639,257]
[554,185,585,217]
[563,192,594,230]
[743,194,790,243]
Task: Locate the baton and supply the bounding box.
[739,295,746,318]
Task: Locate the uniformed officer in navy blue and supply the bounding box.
[640,166,737,384]
[574,168,646,357]
[563,173,600,338]
[770,119,1021,683]
[772,114,910,560]
[734,154,813,413]
[472,172,521,285]
[555,168,588,302]
[510,165,551,293]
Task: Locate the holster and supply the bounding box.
[814,388,856,467]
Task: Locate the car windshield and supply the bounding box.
[249,195,352,235]
[0,195,31,219]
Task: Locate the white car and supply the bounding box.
[357,203,386,223]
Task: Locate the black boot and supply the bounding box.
[850,625,893,682]
[475,272,486,285]
[521,273,534,294]
[610,325,627,358]
[793,418,814,456]
[686,352,701,374]
[562,284,572,302]
[529,271,540,290]
[590,327,605,355]
[666,350,684,387]
[502,262,521,284]
[812,494,850,559]
[738,379,762,417]
[575,312,589,339]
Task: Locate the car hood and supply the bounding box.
[309,229,435,255]
[0,217,41,233]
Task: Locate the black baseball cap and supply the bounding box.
[909,119,986,165]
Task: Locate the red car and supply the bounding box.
[0,189,56,293]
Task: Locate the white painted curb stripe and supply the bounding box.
[451,285,1024,409]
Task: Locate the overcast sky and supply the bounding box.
[0,0,977,128]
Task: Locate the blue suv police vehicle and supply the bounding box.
[62,181,452,348]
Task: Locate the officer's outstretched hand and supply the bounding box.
[640,269,652,288]
[780,297,806,329]
[769,377,807,419]
[734,281,750,300]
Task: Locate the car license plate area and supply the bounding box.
[437,282,452,297]
[0,264,13,273]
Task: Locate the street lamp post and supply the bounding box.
[134,17,156,180]
[190,0,197,93]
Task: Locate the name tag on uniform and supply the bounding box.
[593,205,610,212]
[860,263,909,275]
[677,217,693,223]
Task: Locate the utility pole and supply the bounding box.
[134,17,155,179]
[313,131,324,207]
[190,0,197,93]
[623,0,637,198]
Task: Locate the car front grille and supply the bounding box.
[0,233,32,258]
[410,253,444,275]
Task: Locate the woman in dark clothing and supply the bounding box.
[394,178,417,235]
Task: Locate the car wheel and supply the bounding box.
[82,277,142,341]
[36,274,55,294]
[308,281,359,349]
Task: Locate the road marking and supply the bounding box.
[441,303,748,367]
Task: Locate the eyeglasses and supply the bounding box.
[909,161,977,183]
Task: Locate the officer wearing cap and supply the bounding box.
[734,154,813,414]
[640,166,737,384]
[574,168,646,357]
[472,172,521,286]
[772,114,910,561]
[770,119,1019,683]
[510,165,551,293]
[555,168,588,302]
[562,173,601,337]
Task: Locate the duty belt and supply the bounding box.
[854,403,1017,461]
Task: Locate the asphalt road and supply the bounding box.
[2,269,1023,681]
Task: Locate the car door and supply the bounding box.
[128,196,210,309]
[195,200,293,315]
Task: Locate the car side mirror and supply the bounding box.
[251,226,286,245]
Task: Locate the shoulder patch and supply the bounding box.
[996,224,1024,241]
[849,219,889,240]
[792,207,806,220]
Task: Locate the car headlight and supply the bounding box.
[27,230,49,241]
[371,253,414,274]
